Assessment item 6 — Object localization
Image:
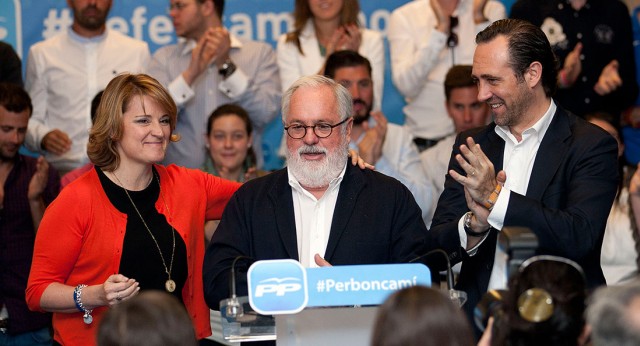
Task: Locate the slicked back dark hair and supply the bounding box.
[476,19,558,97]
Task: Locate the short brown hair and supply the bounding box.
[87,73,178,171]
[444,65,475,101]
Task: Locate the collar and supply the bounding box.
[67,27,108,44]
[179,29,243,56]
[495,100,557,144]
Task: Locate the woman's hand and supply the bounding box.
[103,274,139,306]
[348,149,374,170]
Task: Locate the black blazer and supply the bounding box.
[429,106,619,318]
[203,163,428,309]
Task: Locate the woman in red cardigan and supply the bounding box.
[25,73,241,345]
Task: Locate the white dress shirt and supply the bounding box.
[25,28,150,173]
[458,101,557,290]
[288,163,347,268]
[388,0,505,140]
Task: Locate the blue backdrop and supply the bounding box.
[1,0,514,169]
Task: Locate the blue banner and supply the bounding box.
[248,259,431,315]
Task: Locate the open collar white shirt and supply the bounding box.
[287,163,347,268]
[458,100,556,289]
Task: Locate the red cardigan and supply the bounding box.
[27,164,241,345]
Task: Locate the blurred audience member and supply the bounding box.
[324,50,435,225]
[420,65,490,204]
[586,279,640,346]
[149,0,280,169]
[482,255,589,346]
[203,104,265,183]
[510,0,638,121]
[97,290,197,346]
[388,0,505,151]
[371,285,474,346]
[586,112,640,285]
[0,42,23,86]
[202,103,268,241]
[25,0,150,175]
[0,83,59,345]
[277,0,384,110]
[61,90,104,188]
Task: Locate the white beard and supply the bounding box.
[286,141,348,188]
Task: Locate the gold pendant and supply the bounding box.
[165,279,176,293]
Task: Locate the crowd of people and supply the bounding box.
[3,0,640,345]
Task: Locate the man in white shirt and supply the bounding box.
[429,19,618,327]
[420,65,490,206]
[203,75,428,308]
[388,0,505,152]
[148,0,280,168]
[324,50,435,225]
[25,0,150,174]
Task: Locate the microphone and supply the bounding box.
[410,249,467,307]
[221,256,254,319]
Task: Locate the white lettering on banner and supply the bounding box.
[255,282,302,297]
[317,276,418,293]
[255,12,292,41]
[40,8,173,45]
[42,9,72,39]
[40,8,391,45]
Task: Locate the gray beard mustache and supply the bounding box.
[286,143,348,188]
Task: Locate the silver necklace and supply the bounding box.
[112,171,177,293]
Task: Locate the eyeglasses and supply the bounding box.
[284,118,350,139]
[169,1,191,12]
[447,16,459,48]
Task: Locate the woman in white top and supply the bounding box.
[277,0,384,110]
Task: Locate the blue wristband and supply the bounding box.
[73,285,83,312]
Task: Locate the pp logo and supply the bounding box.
[248,259,308,315]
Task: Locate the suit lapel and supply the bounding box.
[526,108,571,200]
[324,164,365,261]
[268,169,299,260]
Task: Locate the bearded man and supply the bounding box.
[203,75,428,308]
[24,0,150,174]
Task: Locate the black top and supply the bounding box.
[96,166,187,302]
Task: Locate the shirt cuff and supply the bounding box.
[458,216,490,256]
[168,74,195,106]
[487,186,510,230]
[218,68,249,98]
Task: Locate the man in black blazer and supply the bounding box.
[203,75,428,308]
[429,19,619,322]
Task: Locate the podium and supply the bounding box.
[275,306,379,345]
[219,260,431,344]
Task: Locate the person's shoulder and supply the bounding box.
[107,29,148,49]
[392,0,427,15]
[348,162,405,189]
[29,31,66,52]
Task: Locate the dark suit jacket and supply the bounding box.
[429,106,619,319]
[203,162,428,309]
